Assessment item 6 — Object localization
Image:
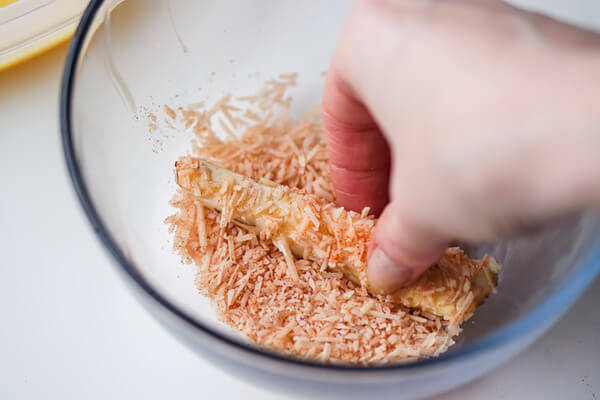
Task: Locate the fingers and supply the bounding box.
[322,70,391,216]
[367,202,449,293]
[327,0,600,295]
[323,0,440,291]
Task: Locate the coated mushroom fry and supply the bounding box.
[175,156,500,325]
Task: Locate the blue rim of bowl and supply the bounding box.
[60,0,600,373]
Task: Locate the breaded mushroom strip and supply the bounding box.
[175,157,500,324]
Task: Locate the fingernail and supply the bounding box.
[367,247,413,293]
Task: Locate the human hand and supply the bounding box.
[323,0,600,293]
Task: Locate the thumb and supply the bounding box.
[367,202,449,293]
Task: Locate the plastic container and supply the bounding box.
[60,1,600,398]
[0,0,87,71]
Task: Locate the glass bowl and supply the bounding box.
[60,0,600,398]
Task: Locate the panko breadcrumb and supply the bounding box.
[163,75,499,365]
[174,158,499,324]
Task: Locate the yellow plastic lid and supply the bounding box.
[0,0,87,72]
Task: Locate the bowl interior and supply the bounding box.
[68,0,600,363]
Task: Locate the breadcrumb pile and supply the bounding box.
[163,75,489,364]
[175,157,499,325]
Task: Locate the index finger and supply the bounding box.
[322,70,391,216]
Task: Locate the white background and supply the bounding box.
[1,17,599,400]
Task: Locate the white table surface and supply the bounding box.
[1,41,598,400]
